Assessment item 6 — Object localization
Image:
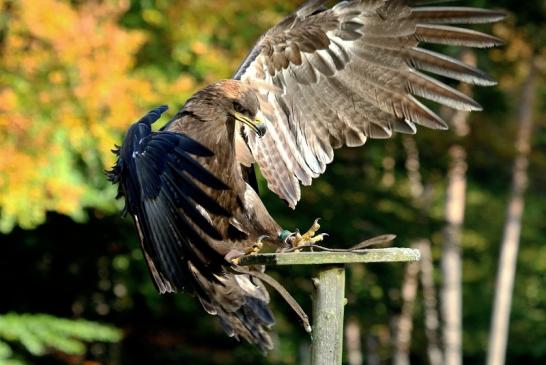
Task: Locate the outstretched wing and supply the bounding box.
[234,0,504,207]
[108,106,230,294]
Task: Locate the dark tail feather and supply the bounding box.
[218,296,275,352]
[188,262,275,352]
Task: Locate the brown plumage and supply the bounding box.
[108,0,504,351]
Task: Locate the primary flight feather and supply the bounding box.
[108,0,504,351]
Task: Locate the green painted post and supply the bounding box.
[311,265,346,365]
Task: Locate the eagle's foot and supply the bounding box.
[247,239,264,255]
[289,218,328,249]
[225,236,266,265]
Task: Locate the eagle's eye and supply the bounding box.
[233,101,250,116]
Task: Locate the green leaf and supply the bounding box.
[0,313,122,358]
[0,340,13,359]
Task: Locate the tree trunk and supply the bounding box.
[392,136,423,365]
[382,142,396,188]
[393,256,420,365]
[367,334,381,365]
[402,136,424,201]
[441,50,475,365]
[486,59,537,365]
[346,317,363,365]
[393,137,442,365]
[418,240,443,365]
[441,145,466,365]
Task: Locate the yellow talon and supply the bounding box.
[229,236,266,264]
[247,239,263,255]
[309,233,327,244]
[290,219,327,249]
[300,218,321,242]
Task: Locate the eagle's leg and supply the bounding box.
[226,236,267,265]
[286,218,327,249]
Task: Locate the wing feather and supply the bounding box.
[108,108,231,293]
[415,24,504,47]
[234,0,504,206]
[411,7,507,24]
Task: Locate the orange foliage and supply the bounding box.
[0,0,153,231]
[491,21,535,88]
[0,0,299,231]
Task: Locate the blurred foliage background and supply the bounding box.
[0,0,545,364]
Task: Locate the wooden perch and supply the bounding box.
[238,248,420,266]
[239,248,421,365]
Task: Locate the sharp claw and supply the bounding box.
[290,218,327,248]
[248,238,264,255]
[309,233,327,244]
[225,249,245,265]
[226,237,266,264]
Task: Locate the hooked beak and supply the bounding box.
[233,112,266,138]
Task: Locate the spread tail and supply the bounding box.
[188,262,275,352]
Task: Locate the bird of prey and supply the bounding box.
[108,0,504,351]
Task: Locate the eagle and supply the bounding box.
[108,0,504,352]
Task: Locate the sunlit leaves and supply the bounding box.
[0,0,301,232]
[0,313,122,362]
[0,0,152,231]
